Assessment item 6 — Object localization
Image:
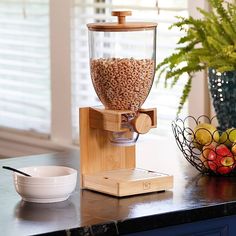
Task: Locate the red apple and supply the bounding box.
[231,142,236,157]
[207,144,235,175]
[200,142,217,169]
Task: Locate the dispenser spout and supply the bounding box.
[109,113,152,146]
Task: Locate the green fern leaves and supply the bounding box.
[156,0,236,115]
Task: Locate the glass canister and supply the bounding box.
[87,11,157,111]
[87,11,157,145]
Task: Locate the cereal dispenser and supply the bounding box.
[79,11,173,196]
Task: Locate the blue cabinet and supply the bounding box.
[125,215,236,236]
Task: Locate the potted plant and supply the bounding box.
[156,0,236,131]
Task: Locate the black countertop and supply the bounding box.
[1,147,236,236]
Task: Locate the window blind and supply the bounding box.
[0,0,50,135]
[72,0,188,140]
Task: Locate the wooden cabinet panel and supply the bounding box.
[125,215,235,236]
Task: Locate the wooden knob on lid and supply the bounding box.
[131,113,152,134]
[112,11,132,24]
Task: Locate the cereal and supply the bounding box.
[90,58,154,111]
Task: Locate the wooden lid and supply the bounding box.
[87,11,157,32]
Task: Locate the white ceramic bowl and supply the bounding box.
[13,166,77,203]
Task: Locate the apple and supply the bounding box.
[219,128,236,147]
[192,139,203,150]
[231,142,236,156]
[199,142,217,169]
[193,123,219,146]
[207,144,235,175]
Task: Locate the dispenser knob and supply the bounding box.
[112,11,132,24]
[132,113,152,134]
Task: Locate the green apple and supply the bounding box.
[192,139,204,150]
[193,123,219,146]
[219,128,236,147]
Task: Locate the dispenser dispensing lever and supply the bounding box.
[131,113,152,134]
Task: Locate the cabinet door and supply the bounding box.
[124,215,236,236]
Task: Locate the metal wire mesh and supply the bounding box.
[172,115,236,176]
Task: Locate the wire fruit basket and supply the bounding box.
[172,115,236,176]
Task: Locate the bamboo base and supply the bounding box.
[79,107,173,197]
[82,168,173,197]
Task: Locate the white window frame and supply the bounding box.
[50,0,73,146]
[0,0,209,155]
[188,0,211,119]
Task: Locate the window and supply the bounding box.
[0,0,206,153]
[0,0,50,135]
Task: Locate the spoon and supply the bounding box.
[2,166,31,177]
